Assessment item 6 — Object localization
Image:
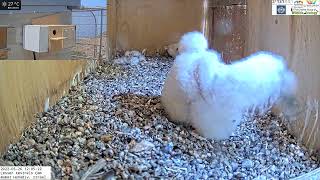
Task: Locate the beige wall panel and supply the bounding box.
[246,0,320,152]
[0,60,96,153]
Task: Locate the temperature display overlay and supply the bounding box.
[0,0,21,10]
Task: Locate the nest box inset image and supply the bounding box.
[23,25,76,53]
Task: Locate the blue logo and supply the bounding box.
[277,5,287,14]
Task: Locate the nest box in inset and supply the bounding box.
[23,25,76,53]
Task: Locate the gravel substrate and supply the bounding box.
[1,56,319,179]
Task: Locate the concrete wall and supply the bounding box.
[108,0,205,56]
[0,12,73,60]
[246,0,320,152]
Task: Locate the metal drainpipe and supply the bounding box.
[98,9,103,62]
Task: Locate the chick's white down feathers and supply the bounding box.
[161,31,297,140]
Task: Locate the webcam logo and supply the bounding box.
[305,0,318,4]
[277,5,287,14]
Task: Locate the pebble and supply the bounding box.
[104,149,114,158]
[78,96,84,102]
[231,162,239,171]
[164,142,174,153]
[78,127,85,133]
[27,139,36,146]
[235,172,247,178]
[78,138,86,145]
[130,140,155,153]
[75,131,83,137]
[101,135,113,143]
[86,141,96,150]
[242,159,254,169]
[57,160,64,166]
